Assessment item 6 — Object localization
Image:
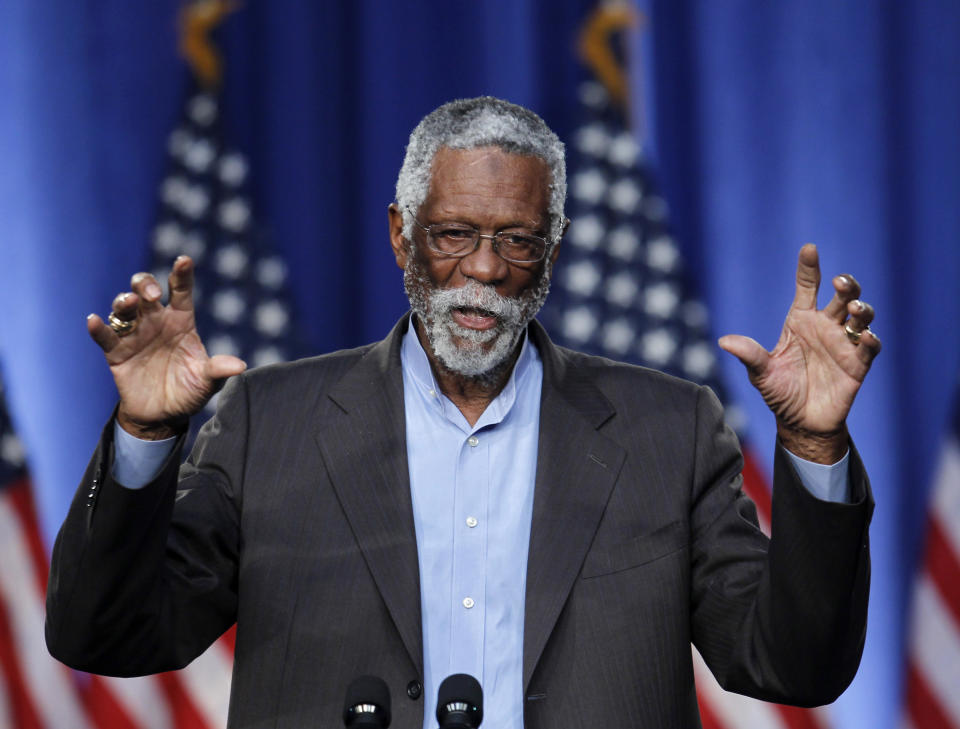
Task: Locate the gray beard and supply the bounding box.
[403,255,552,380]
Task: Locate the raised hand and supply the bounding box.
[718,244,881,463]
[87,256,247,439]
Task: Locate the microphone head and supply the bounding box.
[436,673,483,728]
[343,675,391,727]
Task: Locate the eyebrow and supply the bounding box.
[427,213,548,233]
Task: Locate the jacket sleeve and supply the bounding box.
[689,385,873,706]
[45,374,249,677]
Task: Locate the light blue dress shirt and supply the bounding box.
[400,325,541,729]
[111,325,850,729]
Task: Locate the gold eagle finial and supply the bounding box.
[179,0,240,88]
[577,1,643,107]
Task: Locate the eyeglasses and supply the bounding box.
[406,207,552,264]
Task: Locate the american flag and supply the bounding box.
[4,1,311,719]
[903,382,960,729]
[149,82,311,433]
[0,370,95,728]
[1,78,310,729]
[111,76,312,727]
[539,12,833,727]
[3,368,224,729]
[0,361,233,729]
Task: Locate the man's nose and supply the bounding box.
[458,235,509,283]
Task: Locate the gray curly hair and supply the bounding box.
[395,96,567,243]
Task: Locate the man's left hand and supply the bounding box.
[718,244,882,464]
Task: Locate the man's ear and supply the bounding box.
[548,217,570,266]
[388,203,409,270]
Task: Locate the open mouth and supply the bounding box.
[450,306,499,331]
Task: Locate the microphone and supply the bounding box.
[343,675,391,728]
[436,673,483,728]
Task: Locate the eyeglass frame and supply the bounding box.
[404,206,557,264]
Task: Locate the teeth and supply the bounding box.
[458,307,493,318]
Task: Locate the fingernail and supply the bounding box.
[855,300,864,312]
[86,313,95,321]
[146,283,162,299]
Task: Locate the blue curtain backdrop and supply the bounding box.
[1,2,958,728]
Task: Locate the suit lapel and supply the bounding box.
[523,323,626,690]
[314,316,424,675]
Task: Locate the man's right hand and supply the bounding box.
[87,255,247,440]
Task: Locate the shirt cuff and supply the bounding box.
[112,420,177,489]
[784,447,851,503]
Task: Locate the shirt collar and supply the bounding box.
[400,316,537,430]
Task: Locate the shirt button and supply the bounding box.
[462,597,475,609]
[467,436,479,447]
[406,680,422,700]
[466,516,478,528]
[428,389,437,398]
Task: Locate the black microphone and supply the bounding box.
[343,675,391,728]
[436,673,483,728]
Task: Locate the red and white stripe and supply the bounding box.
[692,447,833,729]
[0,473,234,729]
[904,429,960,729]
[0,652,11,728]
[695,648,832,729]
[741,449,773,536]
[178,630,235,728]
[0,474,93,729]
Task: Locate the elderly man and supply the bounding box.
[46,97,880,729]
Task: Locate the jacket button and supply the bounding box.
[406,680,422,700]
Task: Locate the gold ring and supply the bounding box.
[844,323,862,344]
[108,312,138,337]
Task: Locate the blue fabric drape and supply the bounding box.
[1,2,957,727]
[645,4,960,725]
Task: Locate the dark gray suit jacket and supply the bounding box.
[46,315,872,728]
